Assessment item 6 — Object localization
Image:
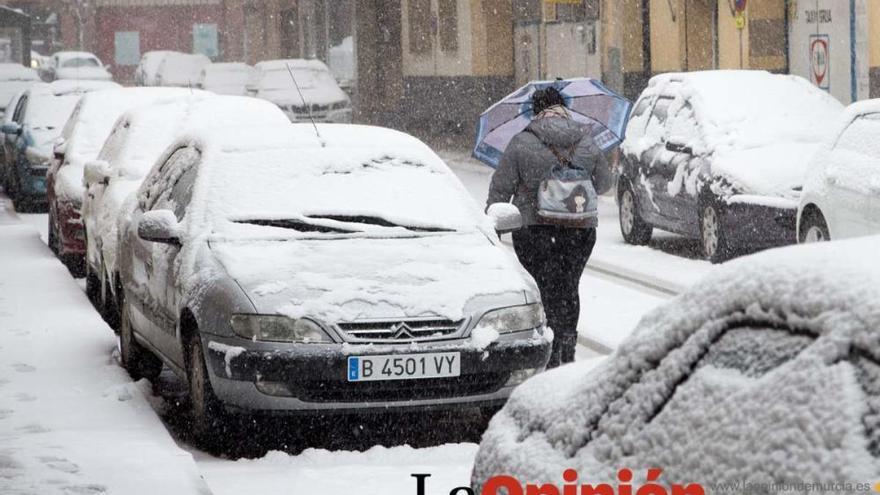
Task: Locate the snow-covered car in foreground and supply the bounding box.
[798,99,880,243]
[41,51,113,82]
[154,52,210,88]
[0,63,40,119]
[1,80,119,211]
[249,59,352,123]
[619,71,843,262]
[48,87,197,276]
[83,95,289,327]
[472,237,880,490]
[116,124,550,443]
[197,62,255,95]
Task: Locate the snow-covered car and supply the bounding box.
[0,63,40,119]
[1,80,119,211]
[115,124,550,444]
[48,87,200,277]
[196,62,255,95]
[249,59,352,123]
[154,52,210,88]
[618,70,843,262]
[83,95,288,327]
[134,50,175,86]
[41,51,113,82]
[472,237,880,490]
[797,99,880,243]
[1,89,29,191]
[328,36,354,92]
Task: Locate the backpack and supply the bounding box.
[526,129,598,224]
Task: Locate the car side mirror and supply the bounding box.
[665,140,693,155]
[138,210,181,245]
[2,122,21,135]
[487,203,523,235]
[84,159,112,186]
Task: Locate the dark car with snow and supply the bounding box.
[471,237,880,489]
[116,124,551,442]
[618,71,843,262]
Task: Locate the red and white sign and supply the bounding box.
[810,34,830,90]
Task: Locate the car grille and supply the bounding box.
[289,373,508,403]
[337,319,463,342]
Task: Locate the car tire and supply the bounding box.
[700,202,734,264]
[85,256,101,307]
[799,209,830,243]
[102,264,120,332]
[119,293,163,381]
[60,254,86,278]
[186,330,228,446]
[618,180,653,245]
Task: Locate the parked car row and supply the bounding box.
[619,70,880,262]
[135,51,353,124]
[0,81,550,445]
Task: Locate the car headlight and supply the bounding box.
[230,315,333,343]
[473,303,545,335]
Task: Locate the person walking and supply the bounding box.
[487,87,612,368]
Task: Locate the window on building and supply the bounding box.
[114,31,140,66]
[438,0,458,53]
[193,23,219,60]
[408,0,432,54]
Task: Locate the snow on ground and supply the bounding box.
[0,195,209,494]
[192,444,477,495]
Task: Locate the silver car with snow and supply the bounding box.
[116,124,550,442]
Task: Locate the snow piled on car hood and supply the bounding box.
[211,233,535,322]
[711,141,819,198]
[473,236,880,488]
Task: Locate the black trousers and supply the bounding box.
[512,225,597,368]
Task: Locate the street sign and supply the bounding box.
[810,34,830,90]
[735,12,745,30]
[734,0,747,12]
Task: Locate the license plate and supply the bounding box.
[347,352,460,382]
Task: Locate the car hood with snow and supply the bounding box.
[55,66,113,81]
[472,236,880,487]
[210,232,535,322]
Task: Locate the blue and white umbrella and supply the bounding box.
[473,78,632,168]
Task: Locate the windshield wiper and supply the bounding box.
[236,219,355,234]
[306,215,454,233]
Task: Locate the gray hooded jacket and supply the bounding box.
[487,115,613,229]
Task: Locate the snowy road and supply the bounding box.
[0,151,712,494]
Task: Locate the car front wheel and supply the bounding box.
[700,203,733,263]
[618,181,652,245]
[186,331,228,446]
[799,209,830,243]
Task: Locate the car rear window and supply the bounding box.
[695,326,814,378]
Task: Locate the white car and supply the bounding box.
[115,124,548,444]
[197,62,255,95]
[249,59,352,123]
[154,52,210,88]
[0,63,40,118]
[48,87,201,276]
[472,237,880,489]
[134,50,176,86]
[797,99,880,243]
[83,96,290,326]
[41,51,113,82]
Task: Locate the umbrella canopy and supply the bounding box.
[473,78,632,168]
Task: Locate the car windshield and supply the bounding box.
[61,57,99,68]
[205,151,482,236]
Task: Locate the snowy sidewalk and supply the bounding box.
[0,202,211,494]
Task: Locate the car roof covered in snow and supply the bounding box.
[63,87,210,164]
[473,235,880,486]
[0,63,39,81]
[156,52,211,86]
[53,51,100,60]
[255,58,331,72]
[104,95,289,180]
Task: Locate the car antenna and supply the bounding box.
[285,62,325,147]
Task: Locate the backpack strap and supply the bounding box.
[524,128,580,168]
